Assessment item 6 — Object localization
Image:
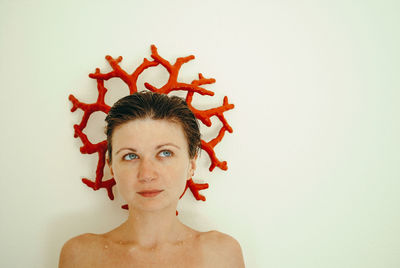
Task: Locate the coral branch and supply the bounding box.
[186,178,209,201]
[191,73,216,86]
[144,45,214,96]
[70,45,234,206]
[89,55,159,94]
[82,176,116,200]
[186,92,234,132]
[131,58,159,81]
[201,127,229,171]
[149,44,175,72]
[72,126,115,199]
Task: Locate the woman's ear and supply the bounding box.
[188,154,198,179]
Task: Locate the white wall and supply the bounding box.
[1,0,399,267]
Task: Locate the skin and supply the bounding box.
[59,118,245,268]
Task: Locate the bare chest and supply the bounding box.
[90,243,205,268]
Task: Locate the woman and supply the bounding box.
[59,91,245,267]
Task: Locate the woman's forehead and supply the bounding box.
[114,118,183,131]
[112,118,187,148]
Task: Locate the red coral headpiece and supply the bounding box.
[69,45,234,208]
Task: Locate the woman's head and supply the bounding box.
[105,91,201,162]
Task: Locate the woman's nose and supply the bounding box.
[137,158,157,182]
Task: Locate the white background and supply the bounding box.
[1,0,399,267]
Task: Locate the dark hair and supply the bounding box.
[105,91,201,162]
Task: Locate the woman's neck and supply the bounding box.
[117,206,189,249]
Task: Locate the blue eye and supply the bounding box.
[159,150,172,157]
[123,153,138,160]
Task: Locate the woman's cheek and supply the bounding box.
[176,166,191,193]
[114,166,136,199]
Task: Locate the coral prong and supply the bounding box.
[186,179,209,201]
[70,45,234,205]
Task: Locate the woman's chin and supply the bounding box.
[128,200,177,213]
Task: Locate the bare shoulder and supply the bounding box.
[200,230,245,268]
[59,233,103,268]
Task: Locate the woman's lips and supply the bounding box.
[137,190,163,198]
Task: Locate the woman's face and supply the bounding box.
[108,118,196,212]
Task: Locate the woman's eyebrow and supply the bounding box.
[115,147,137,154]
[156,143,181,150]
